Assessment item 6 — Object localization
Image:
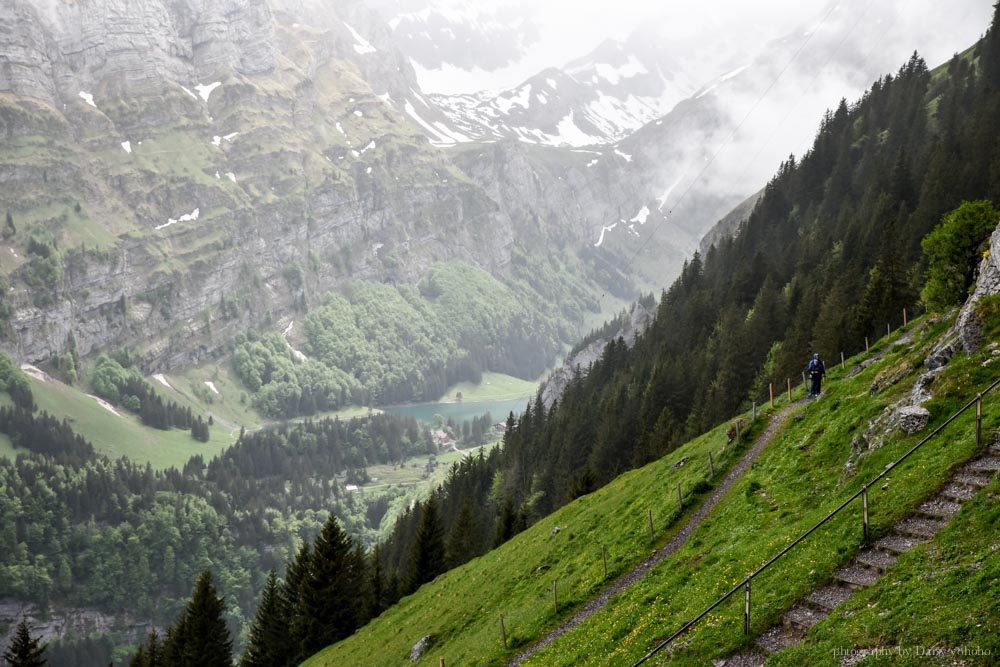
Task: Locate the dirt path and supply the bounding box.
[505,400,806,666]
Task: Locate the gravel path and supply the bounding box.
[505,401,805,666]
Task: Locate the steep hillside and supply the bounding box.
[306,11,1000,665]
[303,300,1000,665]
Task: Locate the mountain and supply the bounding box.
[329,11,1000,660]
[304,230,1000,667]
[0,0,613,377]
[299,9,1000,663]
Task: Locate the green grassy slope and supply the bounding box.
[304,313,1000,667]
[7,372,237,469]
[302,399,780,665]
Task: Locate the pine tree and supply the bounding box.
[405,494,446,594]
[2,618,47,667]
[241,571,287,667]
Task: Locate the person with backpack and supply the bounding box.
[807,353,826,398]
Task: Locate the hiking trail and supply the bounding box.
[505,400,807,666]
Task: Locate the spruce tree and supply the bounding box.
[241,570,288,667]
[405,493,446,594]
[291,514,365,661]
[2,618,47,667]
[446,501,477,568]
[162,570,232,667]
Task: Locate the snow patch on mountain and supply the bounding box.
[657,175,685,211]
[553,111,602,146]
[194,82,221,102]
[156,208,200,231]
[404,99,471,145]
[494,84,533,114]
[594,220,620,247]
[629,205,650,224]
[344,22,377,55]
[591,54,647,85]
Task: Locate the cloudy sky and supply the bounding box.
[397,0,993,94]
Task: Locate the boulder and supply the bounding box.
[896,406,930,434]
[410,635,432,663]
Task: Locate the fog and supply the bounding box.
[408,0,992,95]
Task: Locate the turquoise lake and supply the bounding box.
[381,396,532,424]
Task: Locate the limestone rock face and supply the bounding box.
[926,221,1000,367]
[954,223,1000,354]
[0,0,276,104]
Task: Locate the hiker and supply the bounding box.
[808,353,826,398]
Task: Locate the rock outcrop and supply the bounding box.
[540,301,653,409]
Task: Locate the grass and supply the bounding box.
[147,362,264,433]
[771,476,1000,666]
[0,432,16,460]
[303,397,778,667]
[436,372,540,403]
[24,373,237,470]
[364,443,498,490]
[303,315,1000,667]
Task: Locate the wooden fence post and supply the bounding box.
[840,351,845,369]
[787,378,792,401]
[647,508,654,541]
[769,384,774,408]
[709,451,715,476]
[865,337,869,353]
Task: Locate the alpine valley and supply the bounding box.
[1,0,999,665]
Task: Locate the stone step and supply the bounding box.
[832,565,880,588]
[953,471,992,488]
[805,585,854,611]
[917,498,963,519]
[875,534,929,554]
[855,547,898,571]
[894,517,947,539]
[756,625,802,654]
[783,604,828,631]
[940,483,976,502]
[965,456,1000,473]
[712,651,768,667]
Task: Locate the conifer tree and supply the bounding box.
[2,618,47,667]
[290,514,365,661]
[161,570,232,667]
[241,571,287,667]
[406,493,446,594]
[446,501,477,568]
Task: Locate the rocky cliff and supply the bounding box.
[0,0,570,371]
